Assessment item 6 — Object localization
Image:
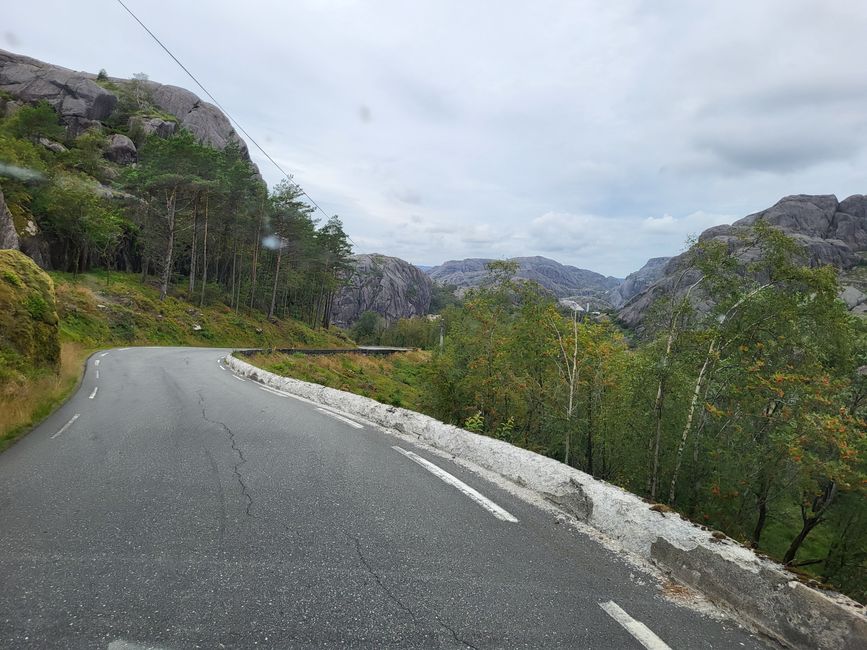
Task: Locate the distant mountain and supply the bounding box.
[332,254,433,326]
[426,256,622,306]
[617,194,867,328]
[610,257,670,308]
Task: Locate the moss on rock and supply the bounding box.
[0,249,60,381]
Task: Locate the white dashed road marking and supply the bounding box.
[600,601,672,650]
[94,359,100,367]
[316,408,364,429]
[392,446,519,523]
[89,387,98,399]
[99,352,109,358]
[96,370,100,380]
[51,413,80,439]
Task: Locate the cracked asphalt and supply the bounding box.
[0,347,772,649]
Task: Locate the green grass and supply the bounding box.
[244,350,431,410]
[53,271,352,349]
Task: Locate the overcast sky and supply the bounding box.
[5,1,867,276]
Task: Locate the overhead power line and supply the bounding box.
[114,0,355,244]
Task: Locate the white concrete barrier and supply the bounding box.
[227,352,867,650]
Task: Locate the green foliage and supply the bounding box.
[3,101,65,142]
[464,411,485,433]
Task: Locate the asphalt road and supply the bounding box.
[0,347,771,649]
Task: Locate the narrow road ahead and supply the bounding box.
[0,347,768,649]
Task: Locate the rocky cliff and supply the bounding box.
[427,256,622,306]
[610,256,670,308]
[332,254,433,326]
[0,48,249,158]
[618,194,867,328]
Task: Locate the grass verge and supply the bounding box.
[0,342,90,452]
[245,350,431,410]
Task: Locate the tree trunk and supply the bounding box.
[269,245,282,320]
[669,338,716,504]
[249,210,262,311]
[199,193,209,307]
[189,196,198,294]
[783,482,837,564]
[751,476,771,547]
[159,188,177,301]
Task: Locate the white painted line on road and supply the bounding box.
[253,380,378,428]
[96,369,100,380]
[600,601,671,650]
[94,359,100,367]
[51,413,80,439]
[99,352,109,358]
[232,375,246,382]
[317,407,364,429]
[119,347,130,351]
[88,387,98,399]
[392,446,519,522]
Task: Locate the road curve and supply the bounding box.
[0,347,769,649]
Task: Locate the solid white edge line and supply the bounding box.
[232,375,246,382]
[392,445,518,523]
[316,407,363,429]
[51,413,80,439]
[88,387,98,399]
[600,601,672,650]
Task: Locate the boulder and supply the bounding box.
[0,190,18,250]
[104,133,137,164]
[332,254,433,326]
[128,115,176,139]
[839,286,866,309]
[37,137,67,153]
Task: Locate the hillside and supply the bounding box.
[426,255,622,306]
[332,253,433,326]
[618,194,867,328]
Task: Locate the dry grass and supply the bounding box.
[0,342,90,451]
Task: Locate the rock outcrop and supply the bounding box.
[128,115,176,139]
[610,256,670,308]
[0,48,249,158]
[427,256,622,306]
[0,49,116,134]
[0,190,19,251]
[332,254,433,326]
[104,133,137,165]
[618,194,867,328]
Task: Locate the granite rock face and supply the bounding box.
[332,254,433,326]
[0,189,19,251]
[427,255,622,306]
[610,256,670,308]
[618,194,867,328]
[0,49,116,134]
[0,48,249,158]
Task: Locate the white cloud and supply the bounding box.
[6,0,867,275]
